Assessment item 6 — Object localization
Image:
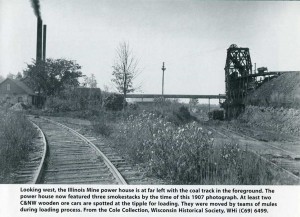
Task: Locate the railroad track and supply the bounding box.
[207,125,300,184]
[42,116,165,185]
[12,121,47,184]
[29,116,127,184]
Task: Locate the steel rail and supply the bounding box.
[30,120,48,184]
[40,117,127,185]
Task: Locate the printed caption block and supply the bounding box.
[19,186,279,215]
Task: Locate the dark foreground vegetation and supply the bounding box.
[0,111,37,182]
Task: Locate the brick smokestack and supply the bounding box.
[36,17,43,61]
[43,25,47,61]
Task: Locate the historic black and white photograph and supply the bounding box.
[0,0,300,185]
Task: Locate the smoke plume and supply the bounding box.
[30,0,42,19]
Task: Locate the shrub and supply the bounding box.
[92,115,113,137]
[136,100,196,126]
[128,103,139,110]
[174,106,193,123]
[44,88,102,113]
[104,94,126,111]
[45,97,73,112]
[92,122,113,137]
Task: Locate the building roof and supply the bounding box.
[0,78,35,95]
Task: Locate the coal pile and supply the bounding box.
[245,72,300,108]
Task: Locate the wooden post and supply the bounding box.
[162,62,166,96]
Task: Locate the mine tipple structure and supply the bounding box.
[224,44,254,118]
[223,44,295,119]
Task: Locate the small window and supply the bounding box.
[7,83,10,91]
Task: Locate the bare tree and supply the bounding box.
[111,42,140,107]
[83,73,97,88]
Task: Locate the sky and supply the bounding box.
[0,0,300,97]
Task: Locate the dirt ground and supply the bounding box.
[203,117,300,184]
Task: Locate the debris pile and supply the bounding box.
[9,103,30,111]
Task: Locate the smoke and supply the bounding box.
[30,0,41,19]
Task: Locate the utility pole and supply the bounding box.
[162,62,166,96]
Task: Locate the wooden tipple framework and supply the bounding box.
[224,44,254,118]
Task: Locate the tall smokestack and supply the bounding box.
[31,0,43,61]
[43,25,47,61]
[36,18,43,61]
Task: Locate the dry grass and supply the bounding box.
[0,110,37,183]
[111,111,275,184]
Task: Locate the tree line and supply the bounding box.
[1,41,139,104]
